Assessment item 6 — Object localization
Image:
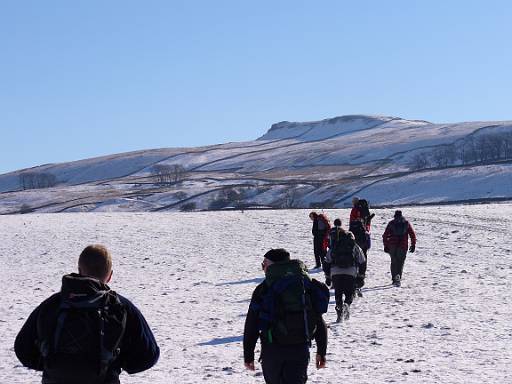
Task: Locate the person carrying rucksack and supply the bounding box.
[325,219,366,323]
[14,244,160,384]
[243,249,329,384]
[350,197,375,231]
[309,211,330,270]
[349,197,374,293]
[382,210,417,286]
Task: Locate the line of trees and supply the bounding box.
[152,164,187,185]
[208,187,247,210]
[410,131,512,171]
[19,172,57,190]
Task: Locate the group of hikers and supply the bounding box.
[243,197,416,383]
[14,198,416,384]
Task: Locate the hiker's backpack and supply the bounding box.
[357,199,372,225]
[330,228,356,268]
[349,220,368,250]
[37,290,127,384]
[257,261,329,345]
[392,219,409,238]
[318,214,331,251]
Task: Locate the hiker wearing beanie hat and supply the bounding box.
[382,210,417,286]
[243,249,329,383]
[309,212,330,270]
[263,248,290,262]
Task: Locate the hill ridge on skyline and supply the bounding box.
[1,114,512,214]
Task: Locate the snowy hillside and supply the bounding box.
[2,206,511,383]
[1,115,512,213]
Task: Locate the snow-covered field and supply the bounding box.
[2,205,511,383]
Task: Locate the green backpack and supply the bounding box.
[258,260,327,345]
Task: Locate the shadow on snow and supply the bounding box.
[362,284,395,292]
[197,336,243,346]
[216,277,263,286]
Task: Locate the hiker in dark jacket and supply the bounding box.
[309,211,329,270]
[349,197,375,291]
[325,219,366,322]
[243,249,328,384]
[14,244,159,384]
[382,210,417,286]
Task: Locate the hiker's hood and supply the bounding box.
[265,259,309,286]
[60,273,111,302]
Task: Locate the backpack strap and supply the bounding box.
[300,277,312,347]
[53,306,70,354]
[99,292,127,375]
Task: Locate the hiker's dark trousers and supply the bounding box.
[313,237,326,268]
[356,248,368,288]
[261,343,309,384]
[389,247,407,280]
[332,274,356,307]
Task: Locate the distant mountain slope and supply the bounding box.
[1,115,512,214]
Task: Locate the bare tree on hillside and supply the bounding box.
[431,145,457,168]
[152,165,173,184]
[486,134,504,160]
[171,164,187,184]
[503,132,512,159]
[460,137,477,165]
[410,152,430,170]
[282,188,298,208]
[19,172,57,190]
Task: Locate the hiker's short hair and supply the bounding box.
[78,244,112,281]
[264,248,290,263]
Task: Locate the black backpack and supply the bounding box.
[331,228,356,268]
[392,219,409,237]
[357,199,373,226]
[37,290,127,384]
[257,261,329,346]
[349,220,367,249]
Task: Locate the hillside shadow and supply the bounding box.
[197,335,243,346]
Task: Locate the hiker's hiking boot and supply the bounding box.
[343,303,350,320]
[335,306,343,323]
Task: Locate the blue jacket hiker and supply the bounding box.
[14,245,159,384]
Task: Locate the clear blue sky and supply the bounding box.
[1,0,511,174]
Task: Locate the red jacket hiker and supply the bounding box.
[382,214,416,252]
[349,197,372,232]
[318,214,331,251]
[349,206,361,223]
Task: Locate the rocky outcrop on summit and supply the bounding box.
[257,115,429,141]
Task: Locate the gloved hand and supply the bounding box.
[316,354,326,369]
[409,244,415,253]
[384,246,389,253]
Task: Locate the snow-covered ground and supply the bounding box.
[2,205,511,383]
